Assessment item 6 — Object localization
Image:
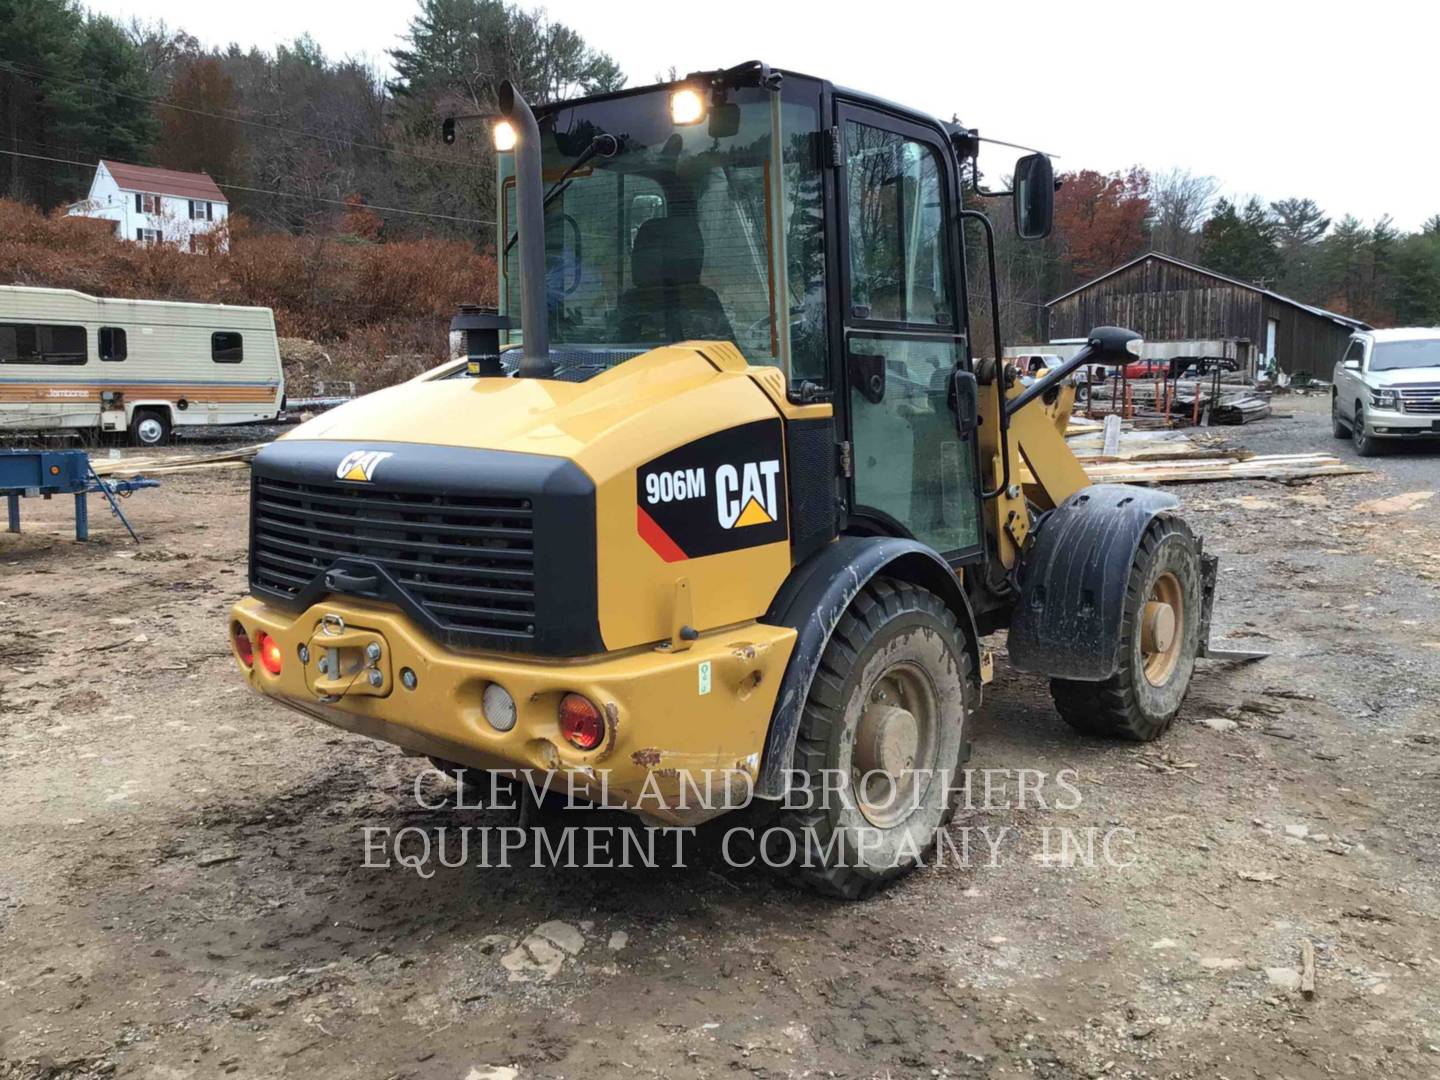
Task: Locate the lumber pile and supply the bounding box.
[1078,374,1274,427]
[1209,394,1272,425]
[1067,419,1364,484]
[1083,452,1363,485]
[91,444,262,477]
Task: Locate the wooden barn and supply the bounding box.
[1046,253,1369,378]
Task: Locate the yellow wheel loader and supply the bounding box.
[229,62,1248,898]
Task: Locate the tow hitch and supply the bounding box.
[305,616,392,700]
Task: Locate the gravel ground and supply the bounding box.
[2,393,1439,1079]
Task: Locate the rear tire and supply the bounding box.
[1331,394,1350,438]
[767,578,973,900]
[130,409,170,448]
[1050,517,1201,742]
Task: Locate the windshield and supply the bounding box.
[500,81,826,385]
[1372,340,1440,371]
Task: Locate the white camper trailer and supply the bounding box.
[0,286,283,446]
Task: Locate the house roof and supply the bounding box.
[101,160,226,203]
[1048,252,1370,331]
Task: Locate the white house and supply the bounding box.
[67,161,229,253]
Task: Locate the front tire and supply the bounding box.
[130,409,170,448]
[1352,403,1380,457]
[768,578,972,900]
[1050,516,1201,742]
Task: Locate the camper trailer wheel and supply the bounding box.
[130,410,170,447]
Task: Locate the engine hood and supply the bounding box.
[282,343,770,484]
[1367,366,1440,387]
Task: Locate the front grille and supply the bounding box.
[1398,384,1440,414]
[253,476,538,642]
[246,440,601,656]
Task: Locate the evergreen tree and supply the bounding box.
[389,0,624,115]
[0,0,88,203]
[0,1,155,205]
[1270,197,1329,296]
[74,15,158,166]
[1199,197,1280,284]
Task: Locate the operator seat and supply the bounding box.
[616,217,734,344]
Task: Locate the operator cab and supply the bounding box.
[490,62,1053,562]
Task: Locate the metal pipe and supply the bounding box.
[497,80,552,379]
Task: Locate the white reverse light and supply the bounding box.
[493,120,517,152]
[482,682,518,732]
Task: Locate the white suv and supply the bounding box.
[1332,328,1440,455]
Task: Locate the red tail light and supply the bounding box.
[256,632,283,675]
[559,693,604,750]
[232,624,253,668]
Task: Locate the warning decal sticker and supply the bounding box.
[636,420,788,562]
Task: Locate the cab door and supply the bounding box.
[835,104,981,561]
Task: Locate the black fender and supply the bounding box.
[1007,483,1181,681]
[754,536,981,799]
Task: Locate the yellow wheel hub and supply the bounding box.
[1140,572,1184,686]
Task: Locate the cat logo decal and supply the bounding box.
[636,421,787,562]
[335,449,394,482]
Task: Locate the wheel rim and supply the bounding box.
[136,418,163,444]
[1141,572,1184,687]
[851,661,938,828]
[1354,407,1366,447]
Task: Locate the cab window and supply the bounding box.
[844,123,952,326]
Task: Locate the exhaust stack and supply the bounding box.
[497,80,553,379]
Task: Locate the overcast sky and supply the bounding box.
[97,0,1438,230]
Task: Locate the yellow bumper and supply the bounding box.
[229,596,795,823]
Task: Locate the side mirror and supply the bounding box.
[1013,153,1054,240]
[950,369,979,439]
[1343,359,1361,371]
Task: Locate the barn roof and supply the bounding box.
[101,160,226,203]
[1048,252,1369,331]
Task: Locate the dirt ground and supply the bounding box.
[3,394,1440,1079]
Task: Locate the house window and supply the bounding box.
[135,228,161,244]
[212,331,243,363]
[0,323,87,365]
[189,199,212,221]
[135,192,160,214]
[100,326,127,361]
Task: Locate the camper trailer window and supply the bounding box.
[212,332,244,363]
[0,323,86,365]
[100,327,128,361]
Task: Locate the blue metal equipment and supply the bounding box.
[1,450,159,542]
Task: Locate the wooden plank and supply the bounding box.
[1084,452,1365,484]
[92,444,263,477]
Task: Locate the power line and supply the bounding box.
[0,148,495,226]
[0,58,477,170]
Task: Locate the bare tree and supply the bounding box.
[1150,168,1220,260]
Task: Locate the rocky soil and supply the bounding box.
[2,394,1438,1079]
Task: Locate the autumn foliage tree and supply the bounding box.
[155,55,245,179]
[1051,167,1151,283]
